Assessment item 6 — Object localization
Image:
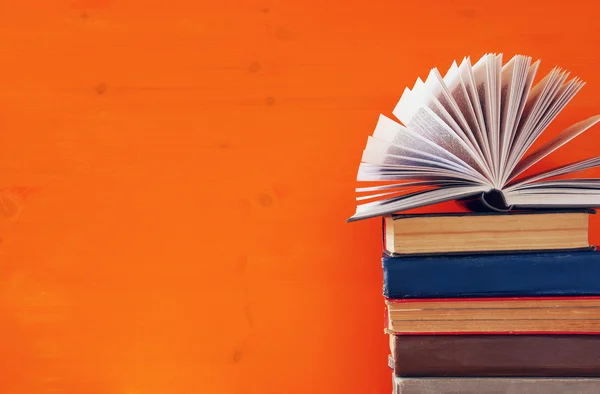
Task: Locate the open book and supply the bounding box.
[347,53,600,222]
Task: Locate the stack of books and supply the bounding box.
[383,210,600,393]
[347,53,600,393]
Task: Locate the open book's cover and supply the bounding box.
[388,207,597,220]
[382,251,600,299]
[381,208,596,257]
[456,190,600,212]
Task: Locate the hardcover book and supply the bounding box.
[383,209,594,255]
[382,250,600,299]
[392,377,600,394]
[347,53,600,222]
[388,335,600,377]
[385,296,600,334]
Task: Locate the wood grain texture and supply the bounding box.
[0,1,600,393]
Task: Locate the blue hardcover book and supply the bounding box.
[383,251,600,299]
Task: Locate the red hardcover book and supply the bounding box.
[385,296,600,335]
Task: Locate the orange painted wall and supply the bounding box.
[1,0,600,393]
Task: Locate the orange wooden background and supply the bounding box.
[1,0,600,393]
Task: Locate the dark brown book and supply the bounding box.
[390,335,600,377]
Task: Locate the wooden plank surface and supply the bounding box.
[0,1,599,393]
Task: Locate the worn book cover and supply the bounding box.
[382,209,595,256]
[382,251,600,299]
[389,335,600,377]
[385,296,600,334]
[393,377,600,394]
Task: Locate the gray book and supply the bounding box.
[393,377,600,393]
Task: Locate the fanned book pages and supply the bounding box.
[347,53,600,222]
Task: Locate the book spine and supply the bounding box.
[456,189,512,212]
[391,335,600,377]
[383,252,600,299]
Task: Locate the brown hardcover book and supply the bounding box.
[383,210,595,256]
[389,335,600,377]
